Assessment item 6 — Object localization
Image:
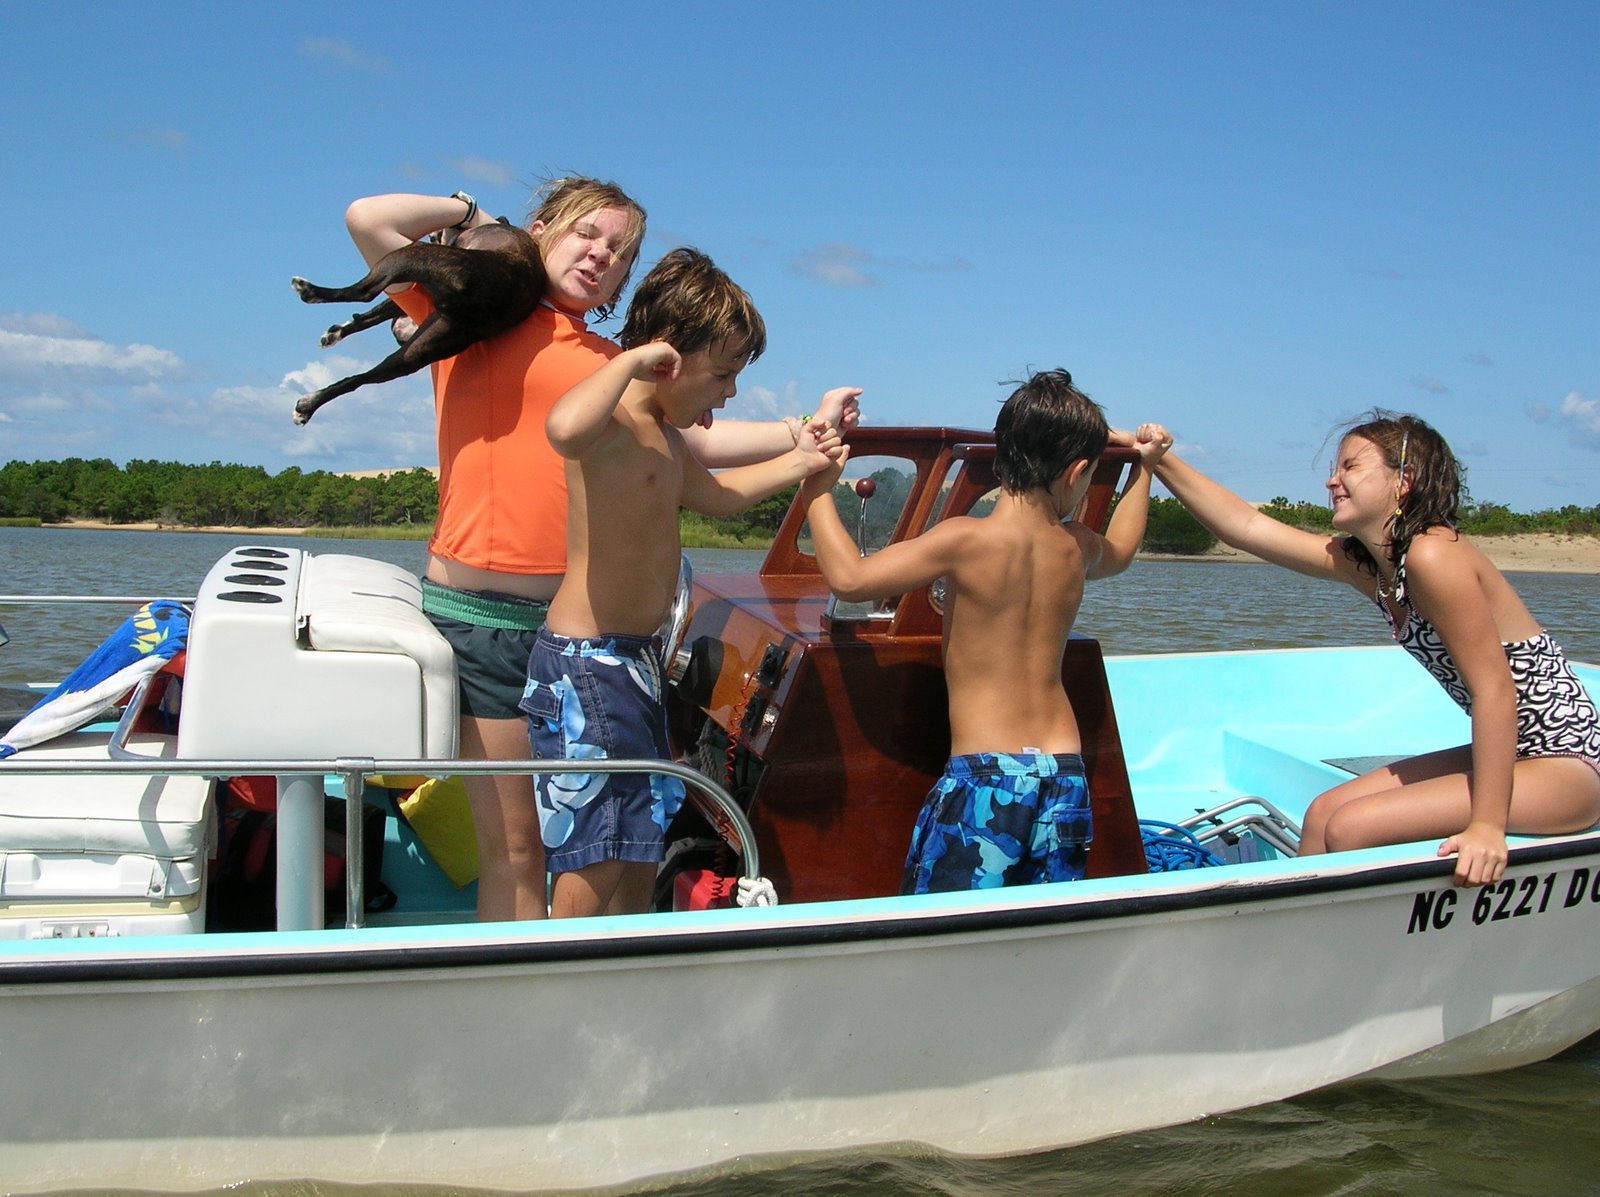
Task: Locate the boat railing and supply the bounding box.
[1,745,760,932]
[0,594,199,606]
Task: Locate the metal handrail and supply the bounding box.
[0,752,761,930]
[0,595,197,606]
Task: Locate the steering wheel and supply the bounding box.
[658,553,694,685]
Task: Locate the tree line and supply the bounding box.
[0,458,440,530]
[3,457,1593,550]
[0,457,798,544]
[1142,493,1600,554]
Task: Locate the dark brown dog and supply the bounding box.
[290,221,546,424]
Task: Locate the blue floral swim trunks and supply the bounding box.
[901,752,1092,895]
[519,629,687,874]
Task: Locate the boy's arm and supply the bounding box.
[1087,458,1150,580]
[682,386,864,467]
[547,343,680,459]
[1084,425,1168,580]
[680,424,843,517]
[797,453,960,603]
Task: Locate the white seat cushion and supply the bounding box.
[301,555,458,758]
[0,732,213,860]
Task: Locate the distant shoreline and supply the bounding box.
[1141,533,1600,576]
[31,520,1600,575]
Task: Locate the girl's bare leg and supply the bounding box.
[1301,746,1600,855]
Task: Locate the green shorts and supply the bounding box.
[421,578,549,721]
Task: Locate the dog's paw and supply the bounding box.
[320,325,344,348]
[291,277,315,300]
[292,396,318,425]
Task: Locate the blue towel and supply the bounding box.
[0,600,190,759]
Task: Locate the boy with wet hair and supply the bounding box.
[526,247,854,917]
[799,369,1167,893]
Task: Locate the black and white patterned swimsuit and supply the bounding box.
[1374,557,1600,779]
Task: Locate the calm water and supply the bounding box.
[4,526,1600,1194]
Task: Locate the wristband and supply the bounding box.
[449,191,478,229]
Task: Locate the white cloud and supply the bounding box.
[299,37,387,73]
[791,243,878,288]
[448,157,515,188]
[280,355,373,397]
[0,313,90,337]
[1558,391,1600,450]
[724,383,789,422]
[132,125,188,153]
[787,242,973,289]
[0,325,182,381]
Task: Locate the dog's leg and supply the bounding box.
[293,314,480,424]
[291,273,392,306]
[320,297,406,347]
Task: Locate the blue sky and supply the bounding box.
[2,0,1596,511]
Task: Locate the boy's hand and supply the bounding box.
[1134,422,1173,465]
[800,443,851,500]
[813,387,863,436]
[796,421,844,471]
[628,341,681,382]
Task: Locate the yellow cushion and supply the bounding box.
[397,776,478,888]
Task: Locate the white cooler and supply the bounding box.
[0,732,214,939]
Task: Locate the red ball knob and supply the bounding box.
[854,478,877,499]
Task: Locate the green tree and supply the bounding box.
[1142,497,1217,554]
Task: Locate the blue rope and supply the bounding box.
[1141,820,1227,872]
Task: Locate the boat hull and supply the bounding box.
[5,835,1600,1193]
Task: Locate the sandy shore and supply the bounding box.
[37,521,1600,574]
[1144,533,1600,575]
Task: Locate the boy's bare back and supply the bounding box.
[938,503,1099,756]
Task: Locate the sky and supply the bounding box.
[1,0,1596,511]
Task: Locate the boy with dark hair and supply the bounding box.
[799,369,1166,893]
[526,247,854,917]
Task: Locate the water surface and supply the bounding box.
[4,526,1599,1194]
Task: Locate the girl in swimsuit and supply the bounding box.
[1144,412,1600,887]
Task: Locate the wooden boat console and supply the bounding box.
[666,427,1147,903]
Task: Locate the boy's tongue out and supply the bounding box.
[696,410,715,429]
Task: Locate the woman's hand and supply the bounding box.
[1135,422,1173,464]
[814,387,863,435]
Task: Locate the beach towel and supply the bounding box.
[0,600,190,759]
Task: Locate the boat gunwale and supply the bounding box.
[4,830,1598,986]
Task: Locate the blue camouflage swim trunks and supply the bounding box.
[519,629,687,874]
[901,752,1092,895]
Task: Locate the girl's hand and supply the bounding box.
[801,420,845,466]
[1440,822,1509,887]
[629,341,680,382]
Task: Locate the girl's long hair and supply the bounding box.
[1335,410,1463,579]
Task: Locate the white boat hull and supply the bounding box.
[4,835,1599,1192]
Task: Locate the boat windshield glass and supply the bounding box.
[798,456,917,558]
[800,455,918,620]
